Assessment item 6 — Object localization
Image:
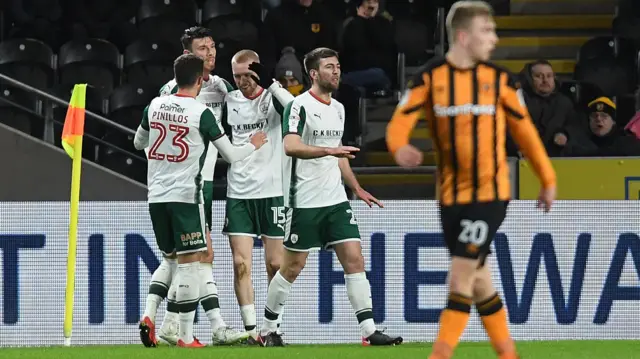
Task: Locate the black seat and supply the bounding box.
[577,36,616,63]
[202,0,243,25]
[574,57,636,98]
[109,84,157,130]
[0,38,54,87]
[49,84,107,159]
[137,0,198,24]
[395,20,433,66]
[138,18,192,52]
[0,88,41,135]
[124,39,177,88]
[209,19,259,50]
[98,147,147,184]
[58,39,121,95]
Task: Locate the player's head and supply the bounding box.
[303,47,340,93]
[174,53,205,94]
[181,27,216,72]
[446,1,498,62]
[231,49,261,97]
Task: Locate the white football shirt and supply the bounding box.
[142,94,224,203]
[159,75,233,182]
[224,88,285,199]
[282,91,348,208]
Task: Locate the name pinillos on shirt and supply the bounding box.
[152,103,189,124]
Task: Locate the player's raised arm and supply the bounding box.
[283,101,358,159]
[200,108,267,162]
[248,62,295,116]
[386,71,431,167]
[500,72,557,210]
[133,105,151,150]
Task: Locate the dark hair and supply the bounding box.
[303,47,339,75]
[174,53,204,88]
[181,26,213,51]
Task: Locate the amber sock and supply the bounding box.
[477,293,517,355]
[429,292,472,359]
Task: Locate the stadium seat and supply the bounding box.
[210,19,259,80]
[0,87,40,135]
[49,84,107,159]
[138,18,192,52]
[0,38,54,88]
[558,80,604,109]
[577,36,637,64]
[58,39,121,95]
[98,146,147,184]
[137,0,198,25]
[109,84,157,130]
[574,57,636,98]
[124,39,177,88]
[202,0,243,25]
[323,0,354,19]
[395,20,433,66]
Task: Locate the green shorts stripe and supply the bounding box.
[223,196,285,239]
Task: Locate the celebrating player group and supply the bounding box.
[132,0,557,356]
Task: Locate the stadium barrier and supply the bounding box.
[518,157,640,200]
[1,200,638,345]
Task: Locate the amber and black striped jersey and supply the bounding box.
[386,56,556,207]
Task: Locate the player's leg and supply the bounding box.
[428,203,504,359]
[259,197,285,332]
[170,202,210,348]
[157,279,179,345]
[139,203,177,347]
[224,198,260,340]
[327,202,402,346]
[472,202,518,359]
[258,207,318,346]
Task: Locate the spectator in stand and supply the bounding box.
[340,0,396,95]
[561,97,640,156]
[9,0,63,48]
[275,47,306,96]
[519,60,577,157]
[260,0,337,75]
[63,0,139,51]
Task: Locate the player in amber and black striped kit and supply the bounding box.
[386,1,557,358]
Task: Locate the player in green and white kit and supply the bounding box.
[219,50,295,342]
[135,54,263,347]
[258,48,403,347]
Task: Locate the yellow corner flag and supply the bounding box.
[61,84,87,347]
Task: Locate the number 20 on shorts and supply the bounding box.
[148,123,190,162]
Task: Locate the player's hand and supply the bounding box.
[249,62,274,89]
[327,146,360,159]
[250,131,268,149]
[354,187,383,208]
[393,144,423,167]
[537,186,556,213]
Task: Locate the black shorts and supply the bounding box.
[439,201,509,266]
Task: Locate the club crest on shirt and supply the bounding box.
[260,100,269,114]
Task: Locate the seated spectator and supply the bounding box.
[63,0,139,51]
[9,0,63,48]
[275,47,306,96]
[260,0,338,74]
[562,97,640,157]
[519,60,577,157]
[339,0,396,95]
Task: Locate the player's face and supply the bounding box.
[232,60,258,97]
[188,37,216,72]
[312,57,340,92]
[466,15,498,62]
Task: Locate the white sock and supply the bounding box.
[260,271,292,336]
[240,304,257,338]
[345,272,376,338]
[176,262,200,343]
[276,305,284,333]
[143,258,176,322]
[199,262,226,332]
[161,278,179,330]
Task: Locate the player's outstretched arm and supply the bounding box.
[284,134,359,159]
[133,105,151,150]
[338,157,383,208]
[215,132,267,162]
[501,72,557,211]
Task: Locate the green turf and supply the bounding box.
[1,341,639,359]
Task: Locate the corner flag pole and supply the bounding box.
[61,84,87,347]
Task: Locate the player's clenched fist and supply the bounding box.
[394,144,423,167]
[327,146,360,159]
[250,131,268,149]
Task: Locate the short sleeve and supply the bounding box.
[282,100,306,137]
[199,108,224,142]
[141,105,150,130]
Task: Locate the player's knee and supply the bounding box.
[341,252,365,274]
[265,259,281,277]
[233,254,251,280]
[280,258,305,282]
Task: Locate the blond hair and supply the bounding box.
[445,1,494,44]
[232,49,260,64]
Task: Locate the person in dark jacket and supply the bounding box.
[519,60,578,157]
[339,0,396,93]
[260,0,338,75]
[564,97,640,157]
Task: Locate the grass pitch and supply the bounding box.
[2,341,638,359]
